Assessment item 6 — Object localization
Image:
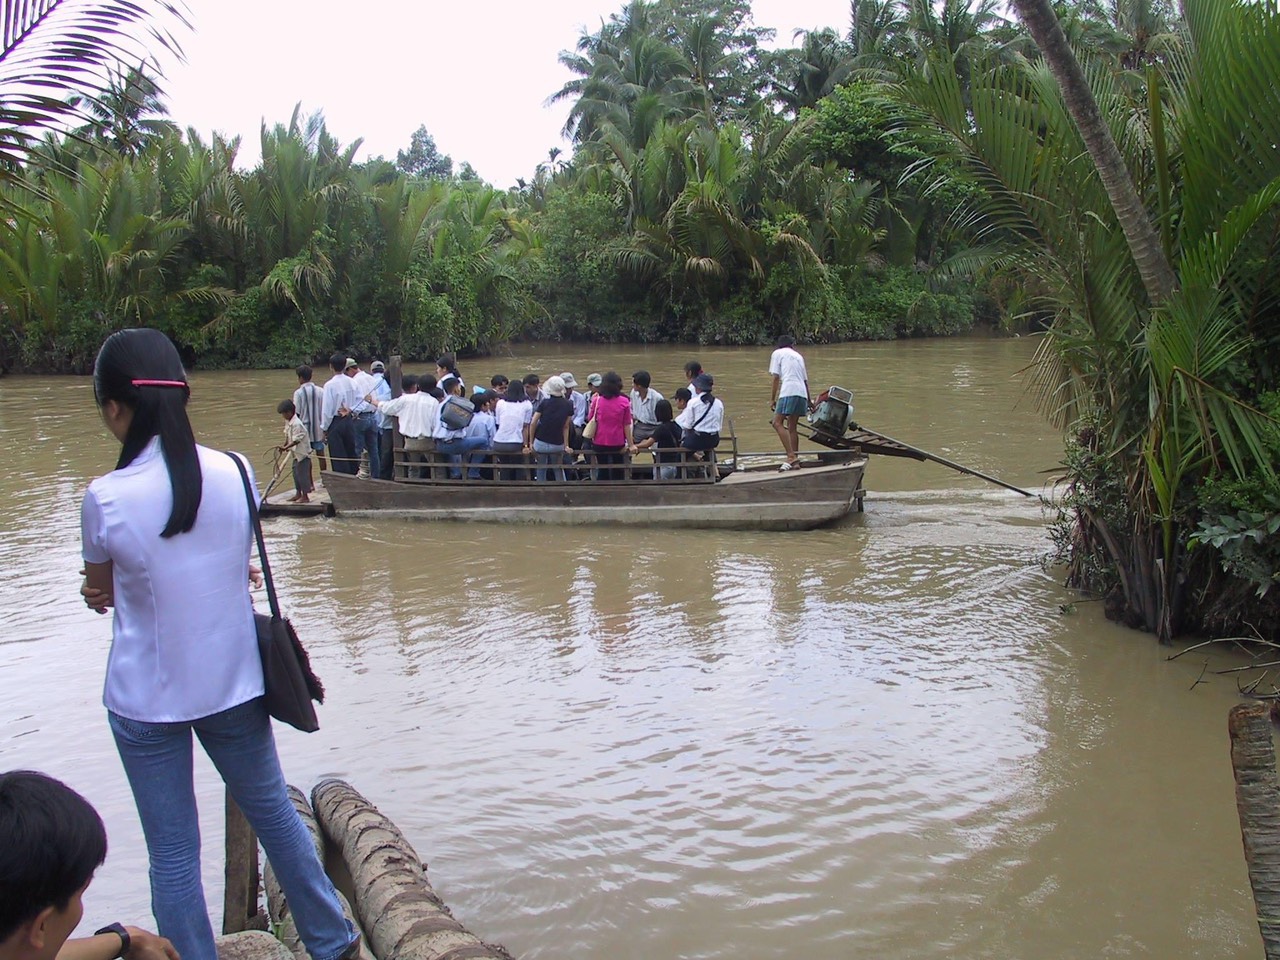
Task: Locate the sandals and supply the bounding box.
[779,461,797,472]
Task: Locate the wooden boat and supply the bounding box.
[320,452,866,530]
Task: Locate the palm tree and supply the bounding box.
[74,63,178,158]
[888,0,1280,640]
[0,0,188,174]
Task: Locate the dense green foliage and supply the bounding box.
[889,0,1280,640]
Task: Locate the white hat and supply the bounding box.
[545,375,566,397]
[560,371,578,388]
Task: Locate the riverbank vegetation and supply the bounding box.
[3,0,1279,643]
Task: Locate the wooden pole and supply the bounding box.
[222,791,267,934]
[311,779,513,960]
[389,355,404,480]
[1229,701,1280,959]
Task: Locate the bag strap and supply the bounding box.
[691,398,715,430]
[226,452,282,621]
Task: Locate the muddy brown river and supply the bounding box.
[0,337,1263,958]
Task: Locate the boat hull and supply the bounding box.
[320,460,866,530]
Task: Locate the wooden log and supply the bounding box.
[311,779,514,960]
[1229,701,1280,959]
[215,931,294,960]
[223,792,268,934]
[265,787,373,960]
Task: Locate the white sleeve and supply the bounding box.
[81,487,110,564]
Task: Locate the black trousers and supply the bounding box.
[326,416,357,474]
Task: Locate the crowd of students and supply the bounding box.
[279,355,727,486]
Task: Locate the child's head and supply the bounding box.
[277,399,296,419]
[655,399,674,423]
[674,387,692,408]
[296,365,313,384]
[0,771,108,955]
[402,374,419,393]
[441,377,462,397]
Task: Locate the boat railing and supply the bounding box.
[389,446,722,484]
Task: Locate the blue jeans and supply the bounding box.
[352,413,380,478]
[109,699,355,960]
[434,436,489,478]
[532,439,567,481]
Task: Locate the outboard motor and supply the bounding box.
[809,385,855,436]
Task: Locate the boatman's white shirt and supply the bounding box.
[769,346,809,399]
[81,439,265,723]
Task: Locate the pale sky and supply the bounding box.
[155,0,853,189]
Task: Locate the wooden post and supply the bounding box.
[223,791,268,934]
[1229,701,1280,959]
[388,354,404,479]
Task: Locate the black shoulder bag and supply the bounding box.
[228,452,325,732]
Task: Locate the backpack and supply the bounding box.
[439,395,475,430]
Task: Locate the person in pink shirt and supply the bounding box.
[589,370,636,480]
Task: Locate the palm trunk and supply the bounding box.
[1009,0,1178,305]
[311,779,513,960]
[1228,702,1280,959]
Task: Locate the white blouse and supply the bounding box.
[81,439,265,723]
[493,398,533,444]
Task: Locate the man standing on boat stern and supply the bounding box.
[769,335,812,471]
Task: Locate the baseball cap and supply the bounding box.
[370,360,386,372]
[344,358,358,370]
[560,371,578,388]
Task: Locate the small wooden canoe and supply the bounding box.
[320,456,867,530]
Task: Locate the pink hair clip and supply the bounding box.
[131,379,188,388]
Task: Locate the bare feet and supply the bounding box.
[297,495,310,503]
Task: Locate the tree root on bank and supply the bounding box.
[311,779,514,960]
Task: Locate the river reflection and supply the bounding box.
[0,337,1263,959]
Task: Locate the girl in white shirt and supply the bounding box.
[79,328,356,960]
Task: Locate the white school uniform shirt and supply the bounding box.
[769,346,809,399]
[629,387,665,425]
[493,398,533,444]
[687,393,725,434]
[348,370,377,414]
[321,374,358,430]
[378,391,439,439]
[80,439,265,723]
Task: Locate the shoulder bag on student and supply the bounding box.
[582,396,599,440]
[228,452,325,733]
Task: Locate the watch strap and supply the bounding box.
[94,923,130,958]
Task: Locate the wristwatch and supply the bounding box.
[94,923,130,959]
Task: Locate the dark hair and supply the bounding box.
[0,771,107,941]
[93,328,201,538]
[472,391,494,408]
[296,365,313,382]
[776,334,796,348]
[277,399,296,416]
[522,373,540,387]
[632,370,651,389]
[418,374,438,394]
[429,387,445,400]
[329,353,346,373]
[654,399,673,423]
[441,376,461,395]
[684,360,702,380]
[490,374,509,388]
[402,374,419,392]
[674,387,692,403]
[599,370,624,399]
[436,355,458,374]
